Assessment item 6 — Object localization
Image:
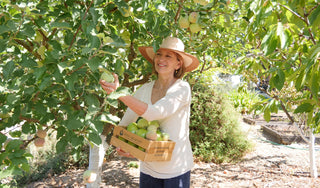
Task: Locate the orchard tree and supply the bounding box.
[233,0,320,177]
[0,0,244,185]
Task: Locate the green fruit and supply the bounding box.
[146,131,158,141]
[161,132,170,141]
[127,122,138,134]
[199,0,209,6]
[100,70,114,83]
[188,12,199,23]
[156,135,163,141]
[147,125,158,133]
[136,129,147,138]
[83,170,97,183]
[118,136,127,142]
[190,23,202,33]
[128,141,137,147]
[138,146,145,152]
[121,6,133,17]
[149,120,160,128]
[137,118,149,129]
[178,16,190,29]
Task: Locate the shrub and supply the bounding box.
[228,85,262,115]
[190,82,252,163]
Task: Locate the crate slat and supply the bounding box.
[110,126,175,161]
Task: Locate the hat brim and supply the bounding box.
[138,46,199,72]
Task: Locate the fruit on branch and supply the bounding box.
[190,23,202,33]
[178,16,190,29]
[198,0,210,6]
[36,130,47,138]
[34,138,45,147]
[121,6,133,17]
[188,12,199,23]
[83,170,97,183]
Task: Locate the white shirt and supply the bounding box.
[119,79,194,179]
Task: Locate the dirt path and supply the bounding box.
[27,120,320,188]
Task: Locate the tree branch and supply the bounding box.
[61,0,94,62]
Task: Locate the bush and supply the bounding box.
[190,82,252,163]
[228,85,262,115]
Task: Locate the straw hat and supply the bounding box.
[138,37,199,72]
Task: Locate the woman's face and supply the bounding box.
[153,49,181,77]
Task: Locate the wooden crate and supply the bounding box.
[110,126,175,161]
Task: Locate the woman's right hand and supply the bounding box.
[116,147,135,158]
[99,73,120,95]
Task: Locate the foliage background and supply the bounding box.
[1,0,320,182]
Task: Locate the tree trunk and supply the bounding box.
[86,135,109,188]
[309,128,318,178]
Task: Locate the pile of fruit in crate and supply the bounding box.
[125,118,169,141]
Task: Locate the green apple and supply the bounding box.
[127,122,138,134]
[136,129,147,138]
[188,12,199,23]
[100,70,114,83]
[128,141,137,147]
[146,131,158,141]
[138,146,145,152]
[190,23,202,33]
[147,125,158,133]
[199,0,210,6]
[83,170,97,183]
[178,16,190,29]
[121,6,133,17]
[149,120,160,128]
[161,132,170,141]
[118,136,127,142]
[137,118,149,129]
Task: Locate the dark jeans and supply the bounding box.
[139,171,191,188]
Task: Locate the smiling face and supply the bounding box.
[153,49,182,78]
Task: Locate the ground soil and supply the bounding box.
[26,116,320,188]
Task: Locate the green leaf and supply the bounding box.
[3,61,15,80]
[67,118,82,130]
[6,140,23,151]
[0,133,7,145]
[108,87,132,100]
[0,25,10,34]
[70,135,84,147]
[295,69,306,91]
[311,71,319,99]
[274,69,285,91]
[263,107,271,122]
[309,5,320,25]
[98,113,120,124]
[21,55,37,68]
[56,138,68,153]
[88,132,102,146]
[294,103,313,113]
[87,56,101,72]
[51,22,72,29]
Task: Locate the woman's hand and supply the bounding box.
[99,73,120,94]
[116,147,135,158]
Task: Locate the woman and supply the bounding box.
[100,36,199,188]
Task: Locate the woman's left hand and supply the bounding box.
[99,73,120,94]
